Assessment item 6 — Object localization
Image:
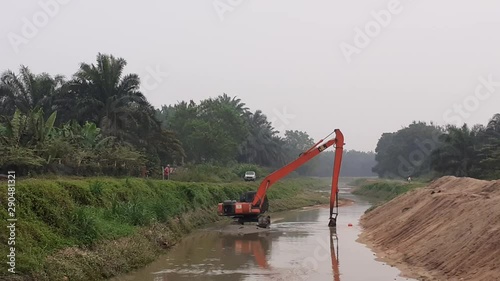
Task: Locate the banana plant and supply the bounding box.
[0,109,28,146]
[29,108,57,144]
[0,109,45,167]
[80,121,101,148]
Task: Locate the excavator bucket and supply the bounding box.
[328,216,337,228]
[328,194,339,228]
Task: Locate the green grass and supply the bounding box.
[165,163,272,182]
[0,176,329,280]
[348,177,372,187]
[351,179,425,212]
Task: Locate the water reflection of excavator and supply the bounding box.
[218,233,270,269]
[218,129,344,228]
[330,228,340,281]
[233,235,269,268]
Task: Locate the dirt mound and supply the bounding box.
[359,176,500,281]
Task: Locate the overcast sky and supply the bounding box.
[2,0,500,151]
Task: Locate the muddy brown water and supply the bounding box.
[111,180,416,281]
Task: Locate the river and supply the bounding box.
[111,179,415,281]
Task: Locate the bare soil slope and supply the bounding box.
[359,176,500,281]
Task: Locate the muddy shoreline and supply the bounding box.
[357,234,435,281]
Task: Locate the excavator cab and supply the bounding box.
[219,191,270,227]
[240,192,269,212]
[239,191,255,203]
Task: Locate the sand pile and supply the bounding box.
[359,176,500,281]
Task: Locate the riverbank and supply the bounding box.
[110,185,413,281]
[351,178,425,202]
[0,177,334,281]
[358,176,500,281]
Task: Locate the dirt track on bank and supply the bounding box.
[359,176,500,281]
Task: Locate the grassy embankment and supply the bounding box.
[0,172,330,281]
[350,178,426,212]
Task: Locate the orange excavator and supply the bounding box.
[218,129,344,228]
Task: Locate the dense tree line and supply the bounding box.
[1,53,376,177]
[0,54,184,176]
[0,55,180,175]
[156,97,376,176]
[372,122,443,178]
[372,116,500,180]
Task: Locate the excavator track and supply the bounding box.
[257,215,271,228]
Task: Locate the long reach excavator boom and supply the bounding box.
[217,129,344,228]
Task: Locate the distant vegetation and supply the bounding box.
[372,119,500,180]
[350,178,425,213]
[0,53,375,177]
[352,179,425,201]
[313,150,377,177]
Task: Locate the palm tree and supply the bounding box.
[431,124,479,177]
[69,53,185,169]
[214,93,249,116]
[155,105,176,129]
[475,114,500,177]
[239,110,285,166]
[485,113,500,134]
[0,65,65,118]
[70,53,154,141]
[147,129,186,165]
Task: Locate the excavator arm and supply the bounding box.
[329,129,344,227]
[252,129,344,225]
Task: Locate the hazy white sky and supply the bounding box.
[2,0,500,151]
